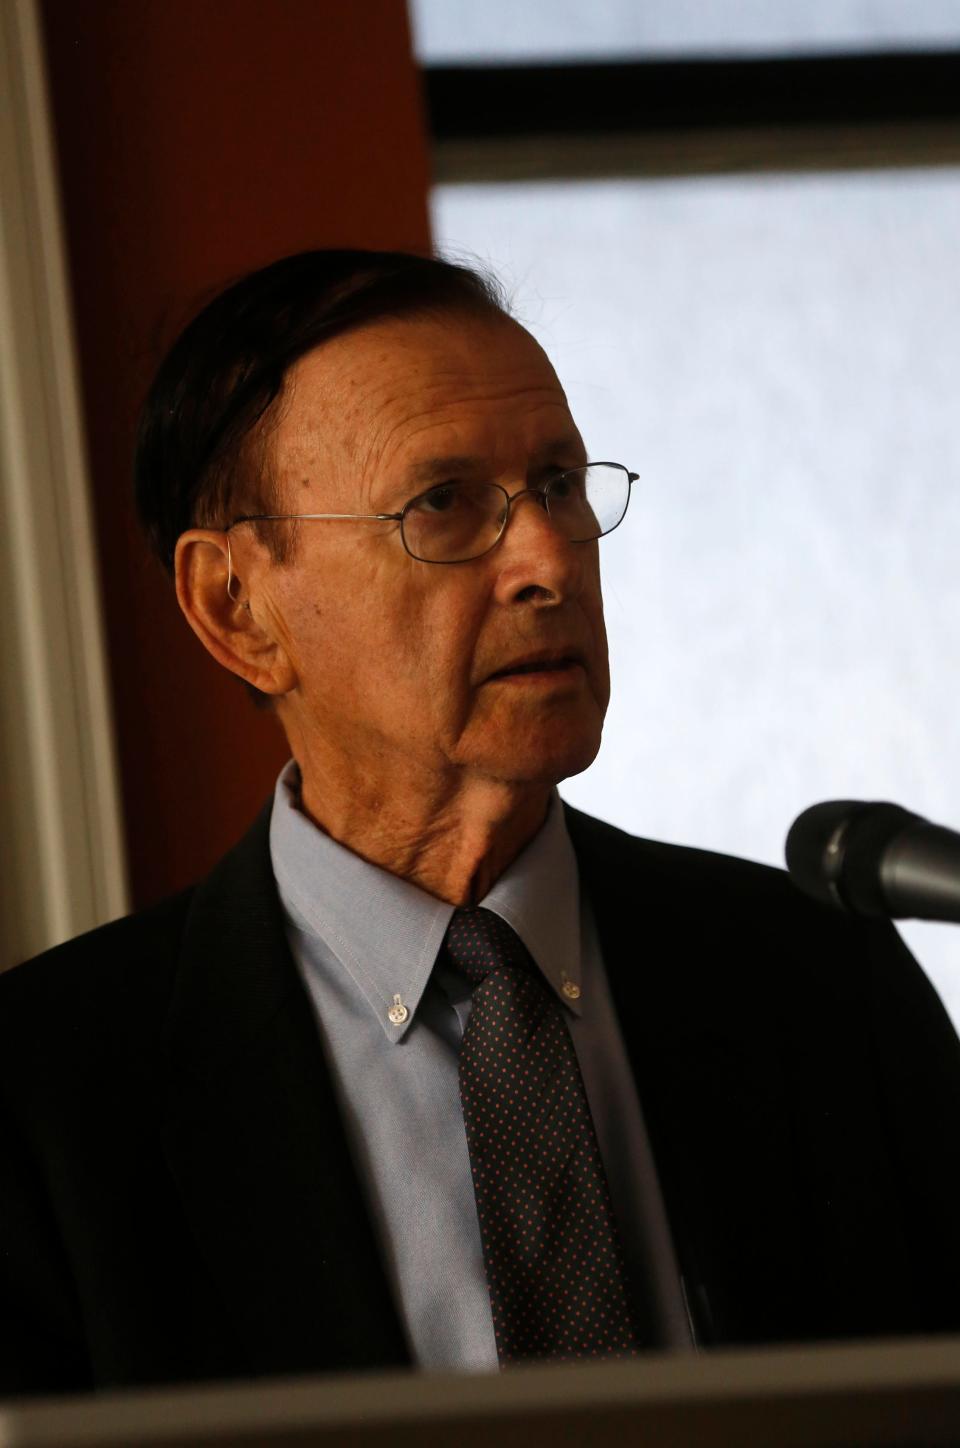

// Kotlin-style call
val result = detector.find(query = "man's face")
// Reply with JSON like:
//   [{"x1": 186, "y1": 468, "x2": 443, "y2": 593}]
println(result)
[{"x1": 251, "y1": 310, "x2": 611, "y2": 796}]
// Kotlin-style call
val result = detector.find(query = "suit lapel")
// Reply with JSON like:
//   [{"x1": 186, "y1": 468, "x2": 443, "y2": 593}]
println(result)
[
  {"x1": 159, "y1": 806, "x2": 409, "y2": 1376},
  {"x1": 565, "y1": 805, "x2": 812, "y2": 1345}
]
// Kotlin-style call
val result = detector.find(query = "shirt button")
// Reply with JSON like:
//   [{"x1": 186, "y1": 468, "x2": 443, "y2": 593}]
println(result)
[{"x1": 388, "y1": 994, "x2": 409, "y2": 1025}]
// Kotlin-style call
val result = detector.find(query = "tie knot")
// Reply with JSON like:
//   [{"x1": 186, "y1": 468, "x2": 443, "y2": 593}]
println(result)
[{"x1": 443, "y1": 907, "x2": 536, "y2": 986}]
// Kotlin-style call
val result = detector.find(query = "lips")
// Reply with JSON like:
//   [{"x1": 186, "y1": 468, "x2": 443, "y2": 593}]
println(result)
[{"x1": 487, "y1": 650, "x2": 585, "y2": 681}]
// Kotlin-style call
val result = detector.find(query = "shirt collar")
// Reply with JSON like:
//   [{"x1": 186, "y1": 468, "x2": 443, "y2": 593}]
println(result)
[
  {"x1": 478, "y1": 794, "x2": 582, "y2": 1017},
  {"x1": 269, "y1": 762, "x2": 582, "y2": 1042}
]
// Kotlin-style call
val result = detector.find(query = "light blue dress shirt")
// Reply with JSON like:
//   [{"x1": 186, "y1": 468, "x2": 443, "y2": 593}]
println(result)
[{"x1": 269, "y1": 761, "x2": 694, "y2": 1368}]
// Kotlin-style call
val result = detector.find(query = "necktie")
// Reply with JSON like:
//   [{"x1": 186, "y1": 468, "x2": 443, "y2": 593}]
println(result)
[{"x1": 443, "y1": 906, "x2": 647, "y2": 1363}]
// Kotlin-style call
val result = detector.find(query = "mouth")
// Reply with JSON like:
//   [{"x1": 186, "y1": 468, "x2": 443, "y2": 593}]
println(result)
[{"x1": 487, "y1": 651, "x2": 586, "y2": 682}]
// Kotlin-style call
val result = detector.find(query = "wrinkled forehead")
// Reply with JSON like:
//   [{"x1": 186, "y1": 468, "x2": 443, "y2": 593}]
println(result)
[{"x1": 269, "y1": 311, "x2": 583, "y2": 503}]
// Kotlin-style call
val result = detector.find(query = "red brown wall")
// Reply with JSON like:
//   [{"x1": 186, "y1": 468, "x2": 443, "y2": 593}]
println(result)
[{"x1": 40, "y1": 0, "x2": 432, "y2": 908}]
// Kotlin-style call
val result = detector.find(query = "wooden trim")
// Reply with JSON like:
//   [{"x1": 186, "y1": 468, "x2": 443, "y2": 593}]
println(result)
[
  {"x1": 432, "y1": 120, "x2": 960, "y2": 184},
  {"x1": 4, "y1": 1335, "x2": 960, "y2": 1445}
]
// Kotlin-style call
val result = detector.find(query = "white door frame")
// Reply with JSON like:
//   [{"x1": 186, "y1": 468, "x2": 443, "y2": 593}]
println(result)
[{"x1": 0, "y1": 0, "x2": 129, "y2": 968}]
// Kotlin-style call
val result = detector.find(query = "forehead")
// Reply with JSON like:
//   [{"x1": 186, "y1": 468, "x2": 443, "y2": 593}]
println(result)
[{"x1": 272, "y1": 312, "x2": 582, "y2": 491}]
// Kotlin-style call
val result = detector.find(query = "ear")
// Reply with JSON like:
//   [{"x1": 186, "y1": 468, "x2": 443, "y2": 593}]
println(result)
[{"x1": 174, "y1": 530, "x2": 296, "y2": 697}]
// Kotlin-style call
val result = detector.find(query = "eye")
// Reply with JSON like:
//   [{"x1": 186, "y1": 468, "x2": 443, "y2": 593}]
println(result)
[
  {"x1": 414, "y1": 483, "x2": 464, "y2": 515},
  {"x1": 547, "y1": 469, "x2": 586, "y2": 500}
]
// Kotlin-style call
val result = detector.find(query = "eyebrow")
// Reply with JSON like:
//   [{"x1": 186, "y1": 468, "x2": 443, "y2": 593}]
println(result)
[
  {"x1": 405, "y1": 456, "x2": 484, "y2": 487},
  {"x1": 404, "y1": 442, "x2": 587, "y2": 490}
]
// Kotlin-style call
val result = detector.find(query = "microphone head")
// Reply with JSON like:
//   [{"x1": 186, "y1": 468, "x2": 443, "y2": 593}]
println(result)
[
  {"x1": 785, "y1": 799, "x2": 924, "y2": 914},
  {"x1": 785, "y1": 800, "x2": 865, "y2": 908}
]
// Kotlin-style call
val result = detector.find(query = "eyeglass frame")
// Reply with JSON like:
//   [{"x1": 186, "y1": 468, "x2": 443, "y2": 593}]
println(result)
[{"x1": 222, "y1": 462, "x2": 637, "y2": 590}]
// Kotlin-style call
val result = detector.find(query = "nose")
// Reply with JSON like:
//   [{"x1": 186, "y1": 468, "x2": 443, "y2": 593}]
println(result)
[
  {"x1": 499, "y1": 485, "x2": 552, "y2": 530},
  {"x1": 491, "y1": 486, "x2": 589, "y2": 608}
]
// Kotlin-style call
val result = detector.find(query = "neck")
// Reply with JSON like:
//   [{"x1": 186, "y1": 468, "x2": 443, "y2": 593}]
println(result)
[{"x1": 294, "y1": 760, "x2": 551, "y2": 905}]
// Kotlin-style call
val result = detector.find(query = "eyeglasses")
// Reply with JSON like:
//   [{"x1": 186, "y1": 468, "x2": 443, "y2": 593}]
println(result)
[{"x1": 225, "y1": 461, "x2": 637, "y2": 565}]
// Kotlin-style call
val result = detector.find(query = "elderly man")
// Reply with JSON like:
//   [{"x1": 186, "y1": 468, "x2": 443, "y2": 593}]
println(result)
[{"x1": 3, "y1": 249, "x2": 960, "y2": 1398}]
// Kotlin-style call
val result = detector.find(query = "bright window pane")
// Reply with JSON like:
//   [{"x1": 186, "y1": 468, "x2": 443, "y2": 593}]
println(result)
[{"x1": 411, "y1": 0, "x2": 960, "y2": 63}]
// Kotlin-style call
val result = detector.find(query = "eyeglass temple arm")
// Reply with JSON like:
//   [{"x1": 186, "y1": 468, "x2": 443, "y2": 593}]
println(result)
[{"x1": 227, "y1": 511, "x2": 402, "y2": 526}]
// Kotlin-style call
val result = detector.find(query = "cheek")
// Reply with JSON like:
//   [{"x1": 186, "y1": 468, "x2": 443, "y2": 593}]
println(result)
[
  {"x1": 280, "y1": 549, "x2": 483, "y2": 723},
  {"x1": 393, "y1": 596, "x2": 484, "y2": 724},
  {"x1": 584, "y1": 558, "x2": 611, "y2": 699},
  {"x1": 270, "y1": 548, "x2": 387, "y2": 693},
  {"x1": 592, "y1": 606, "x2": 611, "y2": 706}
]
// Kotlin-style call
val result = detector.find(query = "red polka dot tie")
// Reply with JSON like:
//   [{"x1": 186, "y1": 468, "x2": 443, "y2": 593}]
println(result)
[{"x1": 444, "y1": 906, "x2": 647, "y2": 1364}]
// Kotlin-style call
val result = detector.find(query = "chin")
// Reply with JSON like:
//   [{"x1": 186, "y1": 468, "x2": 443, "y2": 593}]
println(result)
[
  {"x1": 486, "y1": 724, "x2": 604, "y2": 789},
  {"x1": 460, "y1": 689, "x2": 606, "y2": 789}
]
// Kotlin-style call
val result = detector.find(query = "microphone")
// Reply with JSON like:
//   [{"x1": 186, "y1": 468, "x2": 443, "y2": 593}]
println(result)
[{"x1": 785, "y1": 800, "x2": 960, "y2": 923}]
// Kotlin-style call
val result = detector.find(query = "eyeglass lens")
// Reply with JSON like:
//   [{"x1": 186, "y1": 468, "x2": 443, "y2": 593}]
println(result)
[{"x1": 401, "y1": 463, "x2": 631, "y2": 563}]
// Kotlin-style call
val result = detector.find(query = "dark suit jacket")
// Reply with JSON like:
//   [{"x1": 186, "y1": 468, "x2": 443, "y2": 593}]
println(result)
[{"x1": 3, "y1": 805, "x2": 960, "y2": 1399}]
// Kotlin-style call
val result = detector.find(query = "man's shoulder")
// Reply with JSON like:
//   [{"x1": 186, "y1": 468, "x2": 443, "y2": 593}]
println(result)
[
  {"x1": 564, "y1": 802, "x2": 793, "y2": 905},
  {"x1": 1, "y1": 799, "x2": 277, "y2": 1023},
  {"x1": 0, "y1": 888, "x2": 197, "y2": 1021},
  {"x1": 563, "y1": 803, "x2": 951, "y2": 1032},
  {"x1": 562, "y1": 802, "x2": 928, "y2": 993}
]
